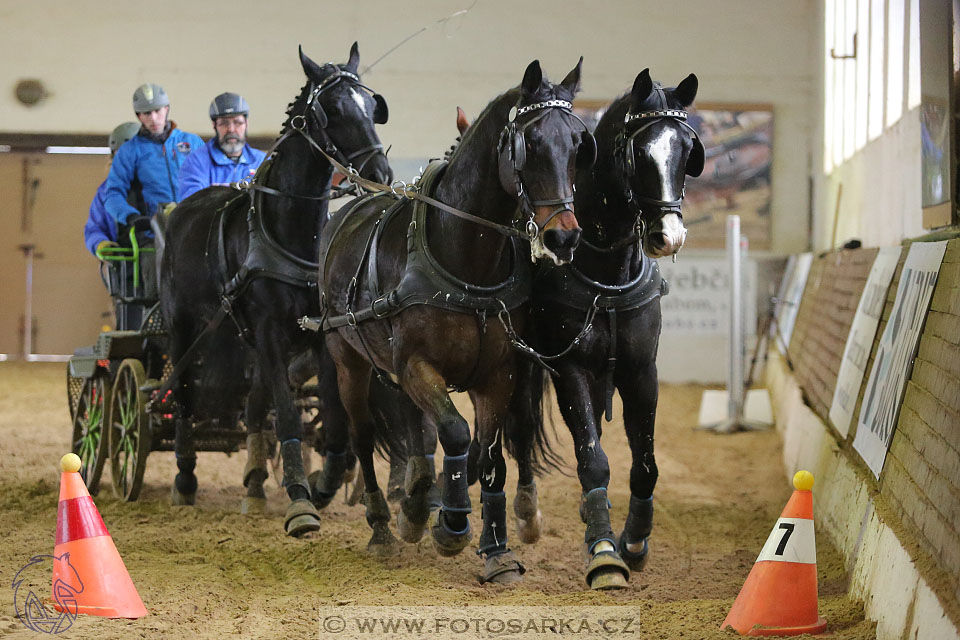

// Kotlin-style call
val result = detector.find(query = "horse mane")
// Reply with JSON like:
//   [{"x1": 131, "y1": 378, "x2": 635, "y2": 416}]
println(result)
[
  {"x1": 277, "y1": 80, "x2": 314, "y2": 139},
  {"x1": 445, "y1": 74, "x2": 577, "y2": 164}
]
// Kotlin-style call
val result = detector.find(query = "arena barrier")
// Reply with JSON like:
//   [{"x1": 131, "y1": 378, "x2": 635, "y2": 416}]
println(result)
[{"x1": 765, "y1": 234, "x2": 960, "y2": 640}]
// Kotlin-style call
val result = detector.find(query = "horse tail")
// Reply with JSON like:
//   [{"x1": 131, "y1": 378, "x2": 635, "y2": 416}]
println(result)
[
  {"x1": 367, "y1": 376, "x2": 411, "y2": 463},
  {"x1": 504, "y1": 362, "x2": 567, "y2": 477}
]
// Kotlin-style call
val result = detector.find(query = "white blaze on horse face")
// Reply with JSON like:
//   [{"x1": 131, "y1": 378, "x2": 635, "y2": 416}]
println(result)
[
  {"x1": 659, "y1": 213, "x2": 687, "y2": 254},
  {"x1": 349, "y1": 88, "x2": 368, "y2": 117},
  {"x1": 645, "y1": 127, "x2": 679, "y2": 202}
]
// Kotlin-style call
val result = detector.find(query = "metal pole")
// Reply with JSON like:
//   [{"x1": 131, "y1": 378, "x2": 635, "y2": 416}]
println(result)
[
  {"x1": 727, "y1": 216, "x2": 743, "y2": 422},
  {"x1": 20, "y1": 244, "x2": 35, "y2": 359}
]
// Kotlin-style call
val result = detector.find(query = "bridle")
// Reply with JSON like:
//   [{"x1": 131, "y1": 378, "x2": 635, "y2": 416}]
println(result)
[
  {"x1": 498, "y1": 99, "x2": 596, "y2": 240},
  {"x1": 293, "y1": 65, "x2": 388, "y2": 177},
  {"x1": 234, "y1": 65, "x2": 389, "y2": 203},
  {"x1": 581, "y1": 97, "x2": 702, "y2": 253}
]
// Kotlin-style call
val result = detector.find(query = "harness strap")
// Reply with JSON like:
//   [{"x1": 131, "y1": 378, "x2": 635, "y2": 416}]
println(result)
[{"x1": 604, "y1": 308, "x2": 617, "y2": 422}]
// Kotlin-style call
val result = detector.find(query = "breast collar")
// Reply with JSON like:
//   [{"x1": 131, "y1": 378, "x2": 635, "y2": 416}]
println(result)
[{"x1": 319, "y1": 161, "x2": 532, "y2": 332}]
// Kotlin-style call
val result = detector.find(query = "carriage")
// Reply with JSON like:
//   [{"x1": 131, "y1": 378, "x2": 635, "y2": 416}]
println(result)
[{"x1": 65, "y1": 220, "x2": 318, "y2": 501}]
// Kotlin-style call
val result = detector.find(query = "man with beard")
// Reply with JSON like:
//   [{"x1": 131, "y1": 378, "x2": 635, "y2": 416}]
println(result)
[
  {"x1": 177, "y1": 92, "x2": 266, "y2": 200},
  {"x1": 104, "y1": 82, "x2": 203, "y2": 226}
]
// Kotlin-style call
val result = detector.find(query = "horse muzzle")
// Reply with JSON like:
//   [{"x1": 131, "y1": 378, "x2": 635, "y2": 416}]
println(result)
[
  {"x1": 532, "y1": 207, "x2": 581, "y2": 265},
  {"x1": 643, "y1": 212, "x2": 686, "y2": 258}
]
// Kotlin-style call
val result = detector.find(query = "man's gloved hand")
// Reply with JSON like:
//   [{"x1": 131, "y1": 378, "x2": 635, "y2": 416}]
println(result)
[
  {"x1": 161, "y1": 202, "x2": 176, "y2": 217},
  {"x1": 96, "y1": 240, "x2": 118, "y2": 256}
]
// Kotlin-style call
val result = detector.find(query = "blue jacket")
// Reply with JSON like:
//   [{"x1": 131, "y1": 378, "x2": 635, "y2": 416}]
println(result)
[
  {"x1": 178, "y1": 138, "x2": 267, "y2": 200},
  {"x1": 104, "y1": 127, "x2": 204, "y2": 225},
  {"x1": 84, "y1": 180, "x2": 115, "y2": 256}
]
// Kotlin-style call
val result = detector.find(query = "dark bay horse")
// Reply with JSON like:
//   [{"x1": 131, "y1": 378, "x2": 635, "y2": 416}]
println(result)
[
  {"x1": 159, "y1": 44, "x2": 392, "y2": 537},
  {"x1": 506, "y1": 69, "x2": 703, "y2": 589},
  {"x1": 317, "y1": 59, "x2": 593, "y2": 583}
]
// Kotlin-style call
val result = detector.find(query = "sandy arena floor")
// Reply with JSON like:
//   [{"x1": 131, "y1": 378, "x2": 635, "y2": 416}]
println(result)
[{"x1": 0, "y1": 362, "x2": 874, "y2": 639}]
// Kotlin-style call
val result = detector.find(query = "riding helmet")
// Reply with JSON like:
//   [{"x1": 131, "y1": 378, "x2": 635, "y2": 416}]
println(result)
[
  {"x1": 132, "y1": 83, "x2": 170, "y2": 113},
  {"x1": 108, "y1": 122, "x2": 142, "y2": 153},
  {"x1": 209, "y1": 92, "x2": 249, "y2": 120}
]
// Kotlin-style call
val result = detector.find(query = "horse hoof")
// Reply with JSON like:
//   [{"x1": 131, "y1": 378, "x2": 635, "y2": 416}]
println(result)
[
  {"x1": 241, "y1": 496, "x2": 266, "y2": 515},
  {"x1": 586, "y1": 550, "x2": 630, "y2": 591},
  {"x1": 284, "y1": 499, "x2": 321, "y2": 538},
  {"x1": 367, "y1": 523, "x2": 400, "y2": 557},
  {"x1": 480, "y1": 551, "x2": 526, "y2": 585},
  {"x1": 387, "y1": 485, "x2": 405, "y2": 504},
  {"x1": 515, "y1": 509, "x2": 543, "y2": 544},
  {"x1": 430, "y1": 510, "x2": 472, "y2": 558},
  {"x1": 397, "y1": 507, "x2": 428, "y2": 544},
  {"x1": 618, "y1": 532, "x2": 650, "y2": 572},
  {"x1": 171, "y1": 485, "x2": 196, "y2": 506},
  {"x1": 308, "y1": 470, "x2": 336, "y2": 511},
  {"x1": 345, "y1": 472, "x2": 365, "y2": 506}
]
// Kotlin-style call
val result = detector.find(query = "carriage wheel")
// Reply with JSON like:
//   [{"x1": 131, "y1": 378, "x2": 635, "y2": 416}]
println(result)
[
  {"x1": 70, "y1": 371, "x2": 111, "y2": 495},
  {"x1": 108, "y1": 359, "x2": 151, "y2": 501}
]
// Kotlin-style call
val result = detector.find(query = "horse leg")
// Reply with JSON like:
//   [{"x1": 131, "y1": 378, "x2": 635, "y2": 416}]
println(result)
[
  {"x1": 400, "y1": 358, "x2": 472, "y2": 557},
  {"x1": 257, "y1": 334, "x2": 320, "y2": 538},
  {"x1": 326, "y1": 333, "x2": 397, "y2": 556},
  {"x1": 394, "y1": 394, "x2": 436, "y2": 544},
  {"x1": 309, "y1": 346, "x2": 353, "y2": 510},
  {"x1": 510, "y1": 359, "x2": 544, "y2": 544},
  {"x1": 555, "y1": 366, "x2": 630, "y2": 590},
  {"x1": 474, "y1": 375, "x2": 525, "y2": 585},
  {"x1": 171, "y1": 415, "x2": 197, "y2": 505},
  {"x1": 241, "y1": 370, "x2": 270, "y2": 514},
  {"x1": 617, "y1": 359, "x2": 659, "y2": 572}
]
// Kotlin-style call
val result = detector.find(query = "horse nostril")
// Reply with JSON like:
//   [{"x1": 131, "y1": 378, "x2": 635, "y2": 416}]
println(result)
[
  {"x1": 543, "y1": 228, "x2": 582, "y2": 251},
  {"x1": 648, "y1": 232, "x2": 666, "y2": 249}
]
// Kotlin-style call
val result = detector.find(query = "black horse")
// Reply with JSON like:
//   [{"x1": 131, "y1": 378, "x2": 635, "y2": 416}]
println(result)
[
  {"x1": 505, "y1": 69, "x2": 702, "y2": 589},
  {"x1": 316, "y1": 59, "x2": 593, "y2": 583},
  {"x1": 159, "y1": 44, "x2": 392, "y2": 537}
]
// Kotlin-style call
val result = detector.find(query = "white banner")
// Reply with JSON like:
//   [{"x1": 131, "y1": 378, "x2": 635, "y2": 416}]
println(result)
[
  {"x1": 775, "y1": 253, "x2": 813, "y2": 354},
  {"x1": 659, "y1": 257, "x2": 757, "y2": 335},
  {"x1": 853, "y1": 241, "x2": 948, "y2": 478},
  {"x1": 756, "y1": 517, "x2": 817, "y2": 564},
  {"x1": 828, "y1": 247, "x2": 902, "y2": 437}
]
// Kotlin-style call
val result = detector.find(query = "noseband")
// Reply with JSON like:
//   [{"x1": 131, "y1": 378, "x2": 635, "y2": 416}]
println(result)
[{"x1": 498, "y1": 99, "x2": 593, "y2": 240}]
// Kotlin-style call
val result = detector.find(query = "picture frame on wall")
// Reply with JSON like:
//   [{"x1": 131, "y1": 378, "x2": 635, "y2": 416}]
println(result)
[{"x1": 573, "y1": 100, "x2": 774, "y2": 250}]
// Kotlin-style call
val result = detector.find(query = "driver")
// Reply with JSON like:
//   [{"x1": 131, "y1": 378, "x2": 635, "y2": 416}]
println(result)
[
  {"x1": 103, "y1": 82, "x2": 203, "y2": 227},
  {"x1": 178, "y1": 92, "x2": 266, "y2": 200}
]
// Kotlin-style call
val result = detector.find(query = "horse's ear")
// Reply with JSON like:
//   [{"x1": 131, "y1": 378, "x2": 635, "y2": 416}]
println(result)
[
  {"x1": 347, "y1": 41, "x2": 360, "y2": 72},
  {"x1": 630, "y1": 68, "x2": 653, "y2": 111},
  {"x1": 456, "y1": 106, "x2": 470, "y2": 135},
  {"x1": 560, "y1": 56, "x2": 583, "y2": 96},
  {"x1": 674, "y1": 73, "x2": 698, "y2": 107},
  {"x1": 521, "y1": 60, "x2": 543, "y2": 97},
  {"x1": 299, "y1": 46, "x2": 324, "y2": 80}
]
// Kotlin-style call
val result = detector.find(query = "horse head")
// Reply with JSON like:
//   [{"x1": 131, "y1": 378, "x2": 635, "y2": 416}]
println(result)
[
  {"x1": 617, "y1": 69, "x2": 702, "y2": 259},
  {"x1": 298, "y1": 42, "x2": 393, "y2": 185},
  {"x1": 497, "y1": 58, "x2": 593, "y2": 265}
]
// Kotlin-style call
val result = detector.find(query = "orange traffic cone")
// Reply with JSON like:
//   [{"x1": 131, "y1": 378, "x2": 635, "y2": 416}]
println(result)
[
  {"x1": 721, "y1": 470, "x2": 827, "y2": 636},
  {"x1": 52, "y1": 453, "x2": 148, "y2": 619}
]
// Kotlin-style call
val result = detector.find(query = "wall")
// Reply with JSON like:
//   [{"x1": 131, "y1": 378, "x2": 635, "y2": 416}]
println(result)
[
  {"x1": 771, "y1": 239, "x2": 960, "y2": 637},
  {"x1": 0, "y1": 0, "x2": 817, "y2": 254},
  {"x1": 0, "y1": 1, "x2": 819, "y2": 377}
]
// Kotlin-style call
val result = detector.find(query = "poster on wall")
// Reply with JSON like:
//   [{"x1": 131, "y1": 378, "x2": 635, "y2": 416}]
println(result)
[
  {"x1": 572, "y1": 101, "x2": 774, "y2": 250},
  {"x1": 828, "y1": 246, "x2": 903, "y2": 437},
  {"x1": 775, "y1": 253, "x2": 813, "y2": 355},
  {"x1": 853, "y1": 241, "x2": 948, "y2": 478},
  {"x1": 659, "y1": 257, "x2": 757, "y2": 335}
]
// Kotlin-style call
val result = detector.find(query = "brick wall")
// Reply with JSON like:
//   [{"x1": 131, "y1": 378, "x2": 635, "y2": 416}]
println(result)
[
  {"x1": 788, "y1": 248, "x2": 878, "y2": 419},
  {"x1": 784, "y1": 238, "x2": 960, "y2": 606}
]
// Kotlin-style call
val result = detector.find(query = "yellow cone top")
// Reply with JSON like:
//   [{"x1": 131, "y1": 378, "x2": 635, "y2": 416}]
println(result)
[
  {"x1": 793, "y1": 469, "x2": 814, "y2": 491},
  {"x1": 61, "y1": 453, "x2": 82, "y2": 473}
]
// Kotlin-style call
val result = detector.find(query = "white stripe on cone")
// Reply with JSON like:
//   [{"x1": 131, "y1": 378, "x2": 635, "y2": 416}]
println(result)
[{"x1": 755, "y1": 518, "x2": 816, "y2": 564}]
